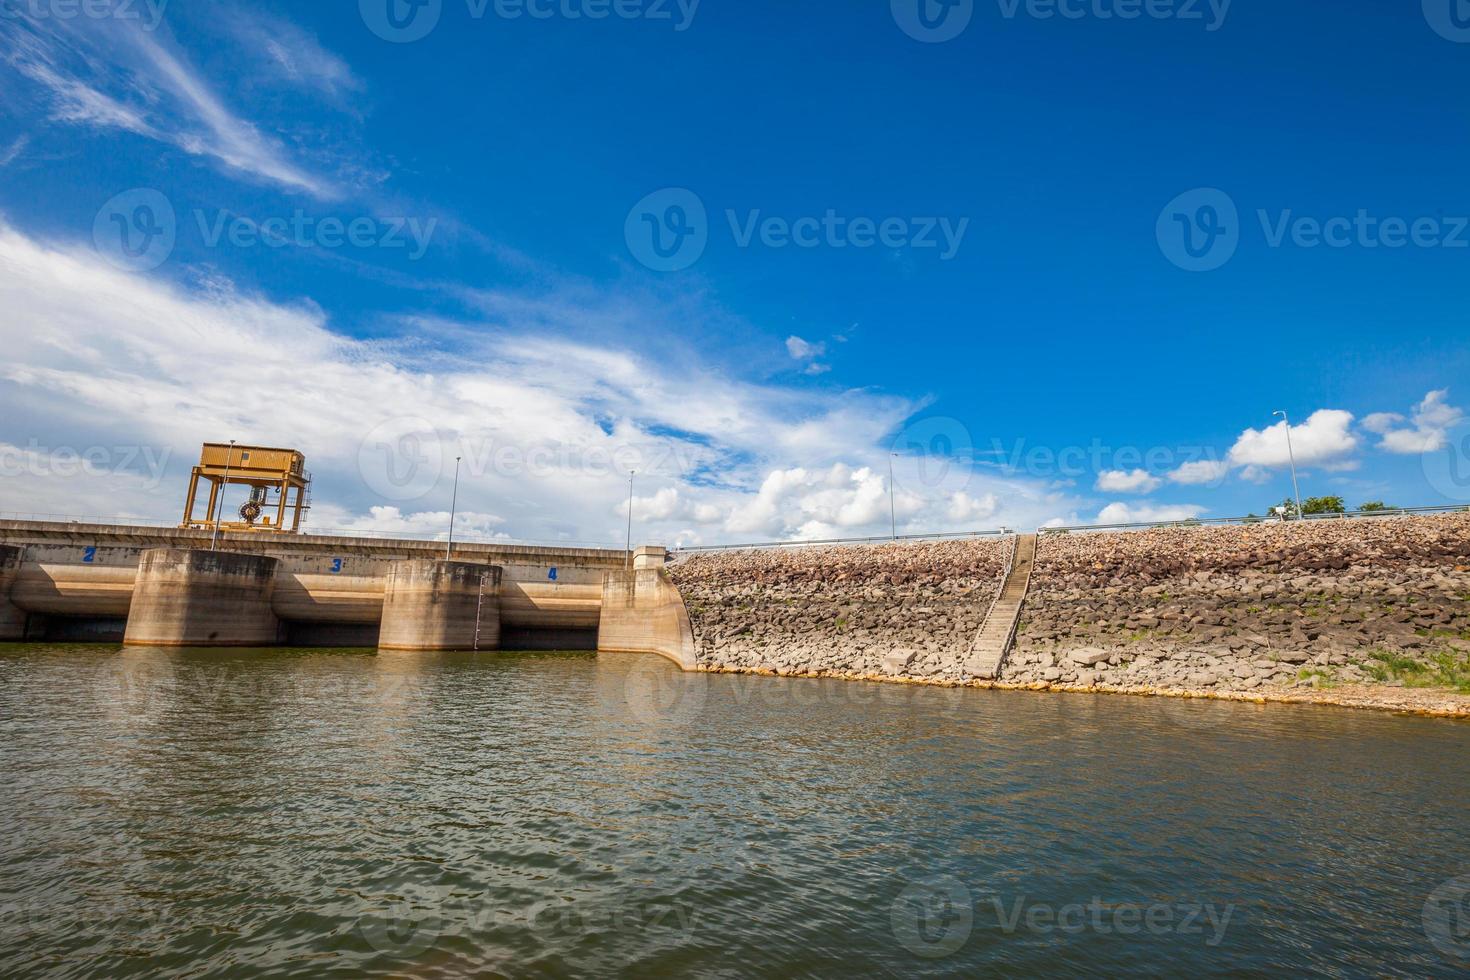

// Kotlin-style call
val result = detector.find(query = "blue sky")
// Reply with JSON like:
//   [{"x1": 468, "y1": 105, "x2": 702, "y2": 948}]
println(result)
[{"x1": 0, "y1": 0, "x2": 1467, "y2": 545}]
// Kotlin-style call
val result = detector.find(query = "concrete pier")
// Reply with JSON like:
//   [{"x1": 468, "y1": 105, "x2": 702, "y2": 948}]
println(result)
[
  {"x1": 123, "y1": 549, "x2": 281, "y2": 647},
  {"x1": 0, "y1": 546, "x2": 24, "y2": 641},
  {"x1": 378, "y1": 560, "x2": 501, "y2": 651},
  {"x1": 598, "y1": 547, "x2": 699, "y2": 669}
]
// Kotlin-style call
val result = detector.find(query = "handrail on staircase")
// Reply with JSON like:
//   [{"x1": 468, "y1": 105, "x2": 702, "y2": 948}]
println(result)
[{"x1": 969, "y1": 532, "x2": 1019, "y2": 658}]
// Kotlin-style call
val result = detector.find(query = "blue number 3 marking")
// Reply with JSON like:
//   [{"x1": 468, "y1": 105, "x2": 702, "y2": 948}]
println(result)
[{"x1": 330, "y1": 558, "x2": 343, "y2": 574}]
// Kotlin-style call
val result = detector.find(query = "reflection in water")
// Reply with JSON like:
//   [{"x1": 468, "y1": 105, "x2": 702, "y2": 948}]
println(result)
[{"x1": 1, "y1": 643, "x2": 1468, "y2": 977}]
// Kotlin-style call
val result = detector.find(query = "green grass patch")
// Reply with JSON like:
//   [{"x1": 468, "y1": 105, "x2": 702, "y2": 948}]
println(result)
[
  {"x1": 1362, "y1": 649, "x2": 1470, "y2": 693},
  {"x1": 1297, "y1": 667, "x2": 1338, "y2": 688},
  {"x1": 1413, "y1": 628, "x2": 1470, "y2": 641}
]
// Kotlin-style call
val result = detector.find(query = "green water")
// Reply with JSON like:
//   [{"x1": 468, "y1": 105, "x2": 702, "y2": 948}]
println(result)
[{"x1": 1, "y1": 644, "x2": 1468, "y2": 977}]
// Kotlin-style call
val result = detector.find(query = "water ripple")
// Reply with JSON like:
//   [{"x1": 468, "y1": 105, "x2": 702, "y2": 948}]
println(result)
[{"x1": 2, "y1": 644, "x2": 1468, "y2": 977}]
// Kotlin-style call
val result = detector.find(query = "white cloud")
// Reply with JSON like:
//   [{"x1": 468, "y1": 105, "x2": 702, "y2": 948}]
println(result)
[
  {"x1": 1369, "y1": 390, "x2": 1463, "y2": 454},
  {"x1": 1361, "y1": 412, "x2": 1403, "y2": 435},
  {"x1": 724, "y1": 464, "x2": 913, "y2": 537},
  {"x1": 1095, "y1": 468, "x2": 1162, "y2": 494},
  {"x1": 0, "y1": 222, "x2": 1078, "y2": 545},
  {"x1": 946, "y1": 491, "x2": 998, "y2": 523},
  {"x1": 322, "y1": 504, "x2": 507, "y2": 542},
  {"x1": 1167, "y1": 459, "x2": 1229, "y2": 486},
  {"x1": 621, "y1": 487, "x2": 722, "y2": 525},
  {"x1": 785, "y1": 335, "x2": 825, "y2": 360},
  {"x1": 1096, "y1": 502, "x2": 1206, "y2": 525},
  {"x1": 1227, "y1": 409, "x2": 1358, "y2": 470}
]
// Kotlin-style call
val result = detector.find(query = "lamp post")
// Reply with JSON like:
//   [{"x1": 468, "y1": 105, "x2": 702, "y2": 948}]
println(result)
[
  {"x1": 888, "y1": 454, "x2": 898, "y2": 540},
  {"x1": 210, "y1": 438, "x2": 235, "y2": 552},
  {"x1": 445, "y1": 455, "x2": 462, "y2": 559},
  {"x1": 1273, "y1": 410, "x2": 1303, "y2": 519},
  {"x1": 625, "y1": 471, "x2": 636, "y2": 570}
]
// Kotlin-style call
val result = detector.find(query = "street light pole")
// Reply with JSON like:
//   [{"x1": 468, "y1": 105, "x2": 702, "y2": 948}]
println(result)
[
  {"x1": 626, "y1": 471, "x2": 636, "y2": 570},
  {"x1": 211, "y1": 438, "x2": 235, "y2": 552},
  {"x1": 445, "y1": 455, "x2": 462, "y2": 559},
  {"x1": 1274, "y1": 410, "x2": 1304, "y2": 519},
  {"x1": 888, "y1": 453, "x2": 898, "y2": 540}
]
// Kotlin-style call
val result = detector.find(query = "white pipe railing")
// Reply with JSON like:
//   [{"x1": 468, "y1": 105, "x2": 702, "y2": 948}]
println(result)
[{"x1": 1039, "y1": 504, "x2": 1467, "y2": 535}]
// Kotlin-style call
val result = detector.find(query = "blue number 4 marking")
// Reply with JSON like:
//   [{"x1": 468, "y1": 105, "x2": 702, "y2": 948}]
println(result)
[
  {"x1": 83, "y1": 546, "x2": 97, "y2": 563},
  {"x1": 330, "y1": 558, "x2": 343, "y2": 574},
  {"x1": 548, "y1": 567, "x2": 558, "y2": 582}
]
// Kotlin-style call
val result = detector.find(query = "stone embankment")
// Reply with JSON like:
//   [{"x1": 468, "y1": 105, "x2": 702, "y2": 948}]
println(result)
[
  {"x1": 670, "y1": 514, "x2": 1470, "y2": 717},
  {"x1": 671, "y1": 539, "x2": 1008, "y2": 680},
  {"x1": 1010, "y1": 516, "x2": 1470, "y2": 693}
]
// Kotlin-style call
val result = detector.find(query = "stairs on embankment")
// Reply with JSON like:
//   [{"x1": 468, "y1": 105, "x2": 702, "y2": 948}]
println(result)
[{"x1": 965, "y1": 533, "x2": 1036, "y2": 679}]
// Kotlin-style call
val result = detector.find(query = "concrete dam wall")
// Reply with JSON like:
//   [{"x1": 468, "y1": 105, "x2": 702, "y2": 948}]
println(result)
[
  {"x1": 6, "y1": 514, "x2": 1468, "y2": 709},
  {"x1": 670, "y1": 514, "x2": 1470, "y2": 706},
  {"x1": 0, "y1": 521, "x2": 697, "y2": 667}
]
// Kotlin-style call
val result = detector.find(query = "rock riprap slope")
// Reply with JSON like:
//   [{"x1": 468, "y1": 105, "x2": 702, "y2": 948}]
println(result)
[
  {"x1": 1006, "y1": 514, "x2": 1470, "y2": 694},
  {"x1": 670, "y1": 539, "x2": 1009, "y2": 680}
]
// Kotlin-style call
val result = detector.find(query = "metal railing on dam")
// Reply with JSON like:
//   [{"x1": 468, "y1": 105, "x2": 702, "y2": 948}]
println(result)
[
  {"x1": 1039, "y1": 504, "x2": 1469, "y2": 535},
  {"x1": 672, "y1": 528, "x2": 1011, "y2": 554},
  {"x1": 0, "y1": 511, "x2": 626, "y2": 551},
  {"x1": 670, "y1": 504, "x2": 1468, "y2": 553}
]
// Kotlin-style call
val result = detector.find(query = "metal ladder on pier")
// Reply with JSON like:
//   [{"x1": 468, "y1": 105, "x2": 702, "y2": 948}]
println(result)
[{"x1": 965, "y1": 533, "x2": 1037, "y2": 679}]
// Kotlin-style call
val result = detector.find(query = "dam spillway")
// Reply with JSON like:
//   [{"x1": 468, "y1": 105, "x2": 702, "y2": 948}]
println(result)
[{"x1": 0, "y1": 520, "x2": 696, "y2": 668}]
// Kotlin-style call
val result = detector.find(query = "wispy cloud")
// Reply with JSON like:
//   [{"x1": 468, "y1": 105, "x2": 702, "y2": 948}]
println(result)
[
  {"x1": 5, "y1": 13, "x2": 333, "y2": 196},
  {"x1": 221, "y1": 8, "x2": 365, "y2": 102},
  {"x1": 0, "y1": 134, "x2": 30, "y2": 168}
]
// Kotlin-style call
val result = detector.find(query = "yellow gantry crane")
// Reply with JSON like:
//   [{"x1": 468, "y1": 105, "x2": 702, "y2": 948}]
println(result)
[{"x1": 180, "y1": 443, "x2": 311, "y2": 533}]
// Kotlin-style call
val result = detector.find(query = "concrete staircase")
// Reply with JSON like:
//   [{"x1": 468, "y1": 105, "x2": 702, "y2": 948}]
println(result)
[{"x1": 965, "y1": 533, "x2": 1037, "y2": 680}]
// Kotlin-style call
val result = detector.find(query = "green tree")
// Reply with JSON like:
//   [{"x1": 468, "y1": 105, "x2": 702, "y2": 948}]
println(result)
[
  {"x1": 1358, "y1": 501, "x2": 1394, "y2": 512},
  {"x1": 1301, "y1": 496, "x2": 1346, "y2": 515}
]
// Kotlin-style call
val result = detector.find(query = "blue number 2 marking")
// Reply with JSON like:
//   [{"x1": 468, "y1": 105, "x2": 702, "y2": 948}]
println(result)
[
  {"x1": 83, "y1": 546, "x2": 97, "y2": 563},
  {"x1": 548, "y1": 567, "x2": 558, "y2": 582},
  {"x1": 330, "y1": 558, "x2": 343, "y2": 574}
]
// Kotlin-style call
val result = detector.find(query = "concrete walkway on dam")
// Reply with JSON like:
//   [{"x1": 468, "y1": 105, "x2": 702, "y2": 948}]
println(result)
[
  {"x1": 964, "y1": 533, "x2": 1036, "y2": 680},
  {"x1": 0, "y1": 520, "x2": 697, "y2": 669}
]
